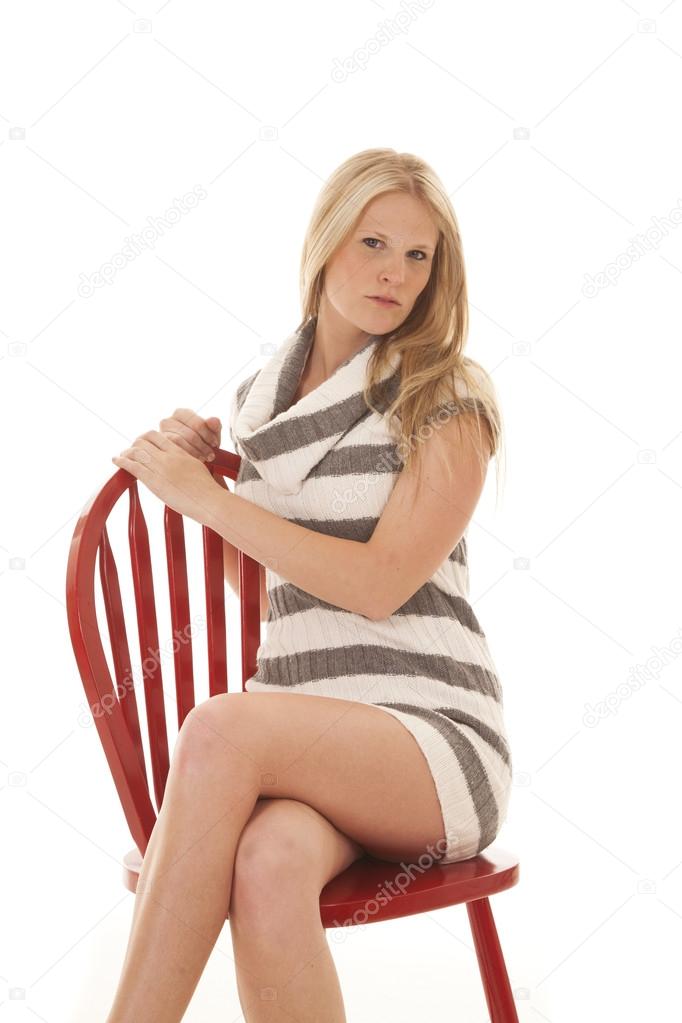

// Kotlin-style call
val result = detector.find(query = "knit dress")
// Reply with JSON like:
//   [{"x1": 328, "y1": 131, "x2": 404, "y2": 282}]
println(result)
[{"x1": 229, "y1": 317, "x2": 513, "y2": 864}]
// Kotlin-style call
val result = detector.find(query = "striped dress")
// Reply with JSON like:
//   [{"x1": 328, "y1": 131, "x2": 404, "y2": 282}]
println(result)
[{"x1": 229, "y1": 317, "x2": 512, "y2": 863}]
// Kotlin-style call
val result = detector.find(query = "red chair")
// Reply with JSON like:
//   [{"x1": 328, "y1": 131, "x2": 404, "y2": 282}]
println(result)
[{"x1": 65, "y1": 448, "x2": 521, "y2": 1022}]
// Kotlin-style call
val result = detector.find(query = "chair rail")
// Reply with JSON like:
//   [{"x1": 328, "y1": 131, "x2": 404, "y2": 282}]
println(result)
[{"x1": 66, "y1": 448, "x2": 261, "y2": 856}]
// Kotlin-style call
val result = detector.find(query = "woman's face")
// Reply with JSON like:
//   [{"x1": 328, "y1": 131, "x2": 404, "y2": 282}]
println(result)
[{"x1": 322, "y1": 190, "x2": 439, "y2": 334}]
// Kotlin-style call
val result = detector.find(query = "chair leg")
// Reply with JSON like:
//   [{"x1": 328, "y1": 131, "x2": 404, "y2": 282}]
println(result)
[{"x1": 466, "y1": 896, "x2": 519, "y2": 1023}]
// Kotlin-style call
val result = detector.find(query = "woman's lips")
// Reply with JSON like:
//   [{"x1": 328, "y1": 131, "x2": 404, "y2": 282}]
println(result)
[{"x1": 368, "y1": 296, "x2": 398, "y2": 307}]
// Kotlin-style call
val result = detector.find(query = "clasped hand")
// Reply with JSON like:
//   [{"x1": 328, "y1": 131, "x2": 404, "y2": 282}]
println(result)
[{"x1": 112, "y1": 410, "x2": 225, "y2": 526}]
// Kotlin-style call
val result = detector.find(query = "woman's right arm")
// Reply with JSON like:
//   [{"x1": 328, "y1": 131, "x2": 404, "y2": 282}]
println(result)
[
  {"x1": 153, "y1": 406, "x2": 269, "y2": 622},
  {"x1": 215, "y1": 473, "x2": 270, "y2": 622}
]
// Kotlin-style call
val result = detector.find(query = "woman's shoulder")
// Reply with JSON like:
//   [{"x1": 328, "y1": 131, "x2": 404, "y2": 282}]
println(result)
[
  {"x1": 427, "y1": 357, "x2": 498, "y2": 419},
  {"x1": 455, "y1": 357, "x2": 497, "y2": 398}
]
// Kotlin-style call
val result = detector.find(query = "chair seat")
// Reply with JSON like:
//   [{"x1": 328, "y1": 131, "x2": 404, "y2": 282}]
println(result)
[
  {"x1": 122, "y1": 845, "x2": 519, "y2": 927},
  {"x1": 319, "y1": 846, "x2": 519, "y2": 927}
]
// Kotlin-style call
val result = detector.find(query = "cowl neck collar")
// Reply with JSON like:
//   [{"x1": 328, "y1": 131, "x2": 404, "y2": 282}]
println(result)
[{"x1": 233, "y1": 316, "x2": 402, "y2": 495}]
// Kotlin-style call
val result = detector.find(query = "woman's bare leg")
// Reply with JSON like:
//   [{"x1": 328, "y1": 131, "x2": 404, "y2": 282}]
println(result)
[
  {"x1": 106, "y1": 710, "x2": 262, "y2": 1022},
  {"x1": 105, "y1": 689, "x2": 448, "y2": 1021},
  {"x1": 231, "y1": 894, "x2": 347, "y2": 1022},
  {"x1": 229, "y1": 798, "x2": 365, "y2": 1022}
]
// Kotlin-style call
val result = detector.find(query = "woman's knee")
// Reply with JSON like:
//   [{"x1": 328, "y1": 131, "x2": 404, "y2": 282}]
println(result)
[
  {"x1": 230, "y1": 800, "x2": 342, "y2": 920},
  {"x1": 173, "y1": 694, "x2": 239, "y2": 772}
]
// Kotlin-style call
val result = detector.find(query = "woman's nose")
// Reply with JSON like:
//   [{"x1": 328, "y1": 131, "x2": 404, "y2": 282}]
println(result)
[{"x1": 379, "y1": 254, "x2": 406, "y2": 283}]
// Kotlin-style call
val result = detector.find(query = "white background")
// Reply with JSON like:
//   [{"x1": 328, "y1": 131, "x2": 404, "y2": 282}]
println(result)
[{"x1": 2, "y1": 0, "x2": 681, "y2": 1020}]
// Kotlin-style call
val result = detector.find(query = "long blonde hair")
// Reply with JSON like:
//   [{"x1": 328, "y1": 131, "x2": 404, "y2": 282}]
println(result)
[{"x1": 297, "y1": 147, "x2": 506, "y2": 505}]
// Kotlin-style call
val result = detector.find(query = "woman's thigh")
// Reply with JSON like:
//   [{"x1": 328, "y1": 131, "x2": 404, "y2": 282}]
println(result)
[{"x1": 183, "y1": 690, "x2": 448, "y2": 864}]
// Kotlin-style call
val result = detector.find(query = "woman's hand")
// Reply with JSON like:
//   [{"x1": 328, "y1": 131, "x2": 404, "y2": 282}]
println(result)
[
  {"x1": 159, "y1": 408, "x2": 222, "y2": 462},
  {"x1": 111, "y1": 431, "x2": 224, "y2": 525}
]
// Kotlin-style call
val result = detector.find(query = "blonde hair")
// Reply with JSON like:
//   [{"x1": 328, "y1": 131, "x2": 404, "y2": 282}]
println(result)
[{"x1": 297, "y1": 147, "x2": 506, "y2": 506}]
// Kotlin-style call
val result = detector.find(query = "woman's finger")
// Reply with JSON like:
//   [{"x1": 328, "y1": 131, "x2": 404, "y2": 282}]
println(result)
[
  {"x1": 204, "y1": 415, "x2": 222, "y2": 446},
  {"x1": 161, "y1": 416, "x2": 216, "y2": 459},
  {"x1": 160, "y1": 420, "x2": 212, "y2": 459},
  {"x1": 162, "y1": 429, "x2": 206, "y2": 461},
  {"x1": 171, "y1": 408, "x2": 220, "y2": 450}
]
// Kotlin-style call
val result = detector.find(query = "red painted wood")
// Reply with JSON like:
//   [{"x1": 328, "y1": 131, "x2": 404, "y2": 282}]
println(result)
[
  {"x1": 203, "y1": 523, "x2": 228, "y2": 697},
  {"x1": 467, "y1": 895, "x2": 520, "y2": 1022},
  {"x1": 99, "y1": 524, "x2": 147, "y2": 785},
  {"x1": 67, "y1": 474, "x2": 158, "y2": 855},
  {"x1": 238, "y1": 549, "x2": 261, "y2": 690},
  {"x1": 319, "y1": 847, "x2": 519, "y2": 927},
  {"x1": 128, "y1": 482, "x2": 170, "y2": 814},
  {"x1": 164, "y1": 506, "x2": 195, "y2": 728},
  {"x1": 67, "y1": 446, "x2": 521, "y2": 1019}
]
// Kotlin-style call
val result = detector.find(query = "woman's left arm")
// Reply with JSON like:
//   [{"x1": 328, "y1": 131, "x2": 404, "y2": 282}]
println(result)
[
  {"x1": 207, "y1": 487, "x2": 378, "y2": 618},
  {"x1": 112, "y1": 413, "x2": 490, "y2": 621},
  {"x1": 205, "y1": 410, "x2": 491, "y2": 620}
]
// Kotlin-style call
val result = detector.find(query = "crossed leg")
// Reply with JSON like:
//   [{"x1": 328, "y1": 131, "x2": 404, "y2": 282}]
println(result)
[
  {"x1": 105, "y1": 690, "x2": 448, "y2": 1022},
  {"x1": 229, "y1": 796, "x2": 366, "y2": 1022}
]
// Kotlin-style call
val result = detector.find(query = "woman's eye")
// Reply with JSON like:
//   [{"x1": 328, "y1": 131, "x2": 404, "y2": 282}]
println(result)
[{"x1": 362, "y1": 237, "x2": 427, "y2": 261}]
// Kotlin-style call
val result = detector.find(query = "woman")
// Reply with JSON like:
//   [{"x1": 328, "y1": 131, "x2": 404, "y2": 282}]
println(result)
[{"x1": 110, "y1": 148, "x2": 512, "y2": 1023}]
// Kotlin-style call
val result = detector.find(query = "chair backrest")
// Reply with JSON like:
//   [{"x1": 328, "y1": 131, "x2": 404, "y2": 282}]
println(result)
[{"x1": 65, "y1": 449, "x2": 259, "y2": 858}]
